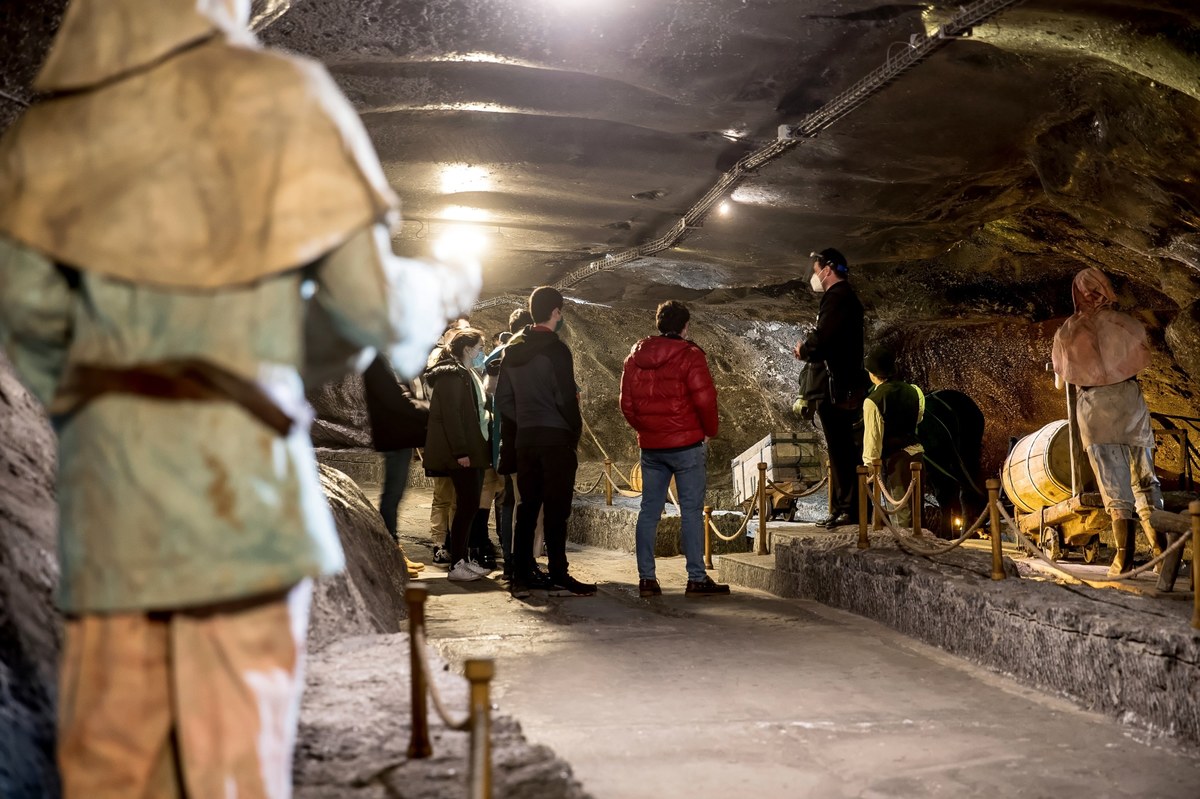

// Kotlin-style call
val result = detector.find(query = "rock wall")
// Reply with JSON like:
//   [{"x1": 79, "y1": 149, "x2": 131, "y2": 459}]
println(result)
[{"x1": 0, "y1": 358, "x2": 60, "y2": 799}]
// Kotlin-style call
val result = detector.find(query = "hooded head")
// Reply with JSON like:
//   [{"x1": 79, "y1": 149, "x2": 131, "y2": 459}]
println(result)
[
  {"x1": 1071, "y1": 267, "x2": 1117, "y2": 315},
  {"x1": 35, "y1": 0, "x2": 252, "y2": 93}
]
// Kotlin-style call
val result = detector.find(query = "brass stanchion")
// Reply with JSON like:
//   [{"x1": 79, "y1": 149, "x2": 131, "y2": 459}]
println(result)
[
  {"x1": 406, "y1": 585, "x2": 432, "y2": 758},
  {"x1": 857, "y1": 465, "x2": 869, "y2": 549},
  {"x1": 756, "y1": 462, "x2": 769, "y2": 555},
  {"x1": 704, "y1": 505, "x2": 714, "y2": 569},
  {"x1": 987, "y1": 479, "x2": 1005, "y2": 581},
  {"x1": 1191, "y1": 500, "x2": 1200, "y2": 630},
  {"x1": 464, "y1": 659, "x2": 495, "y2": 799},
  {"x1": 604, "y1": 458, "x2": 613, "y2": 506},
  {"x1": 910, "y1": 461, "x2": 923, "y2": 537},
  {"x1": 871, "y1": 458, "x2": 883, "y2": 531}
]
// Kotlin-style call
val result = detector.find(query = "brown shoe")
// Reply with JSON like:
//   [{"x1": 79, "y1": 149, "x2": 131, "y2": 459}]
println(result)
[
  {"x1": 685, "y1": 576, "x2": 731, "y2": 596},
  {"x1": 638, "y1": 579, "x2": 662, "y2": 598}
]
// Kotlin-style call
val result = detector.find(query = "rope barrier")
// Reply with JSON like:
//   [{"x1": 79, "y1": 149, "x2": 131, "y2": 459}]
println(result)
[
  {"x1": 870, "y1": 472, "x2": 917, "y2": 512},
  {"x1": 473, "y1": 0, "x2": 1024, "y2": 309},
  {"x1": 573, "y1": 472, "x2": 605, "y2": 494},
  {"x1": 581, "y1": 415, "x2": 678, "y2": 506},
  {"x1": 996, "y1": 504, "x2": 1191, "y2": 588},
  {"x1": 765, "y1": 475, "x2": 829, "y2": 499},
  {"x1": 406, "y1": 586, "x2": 494, "y2": 798}
]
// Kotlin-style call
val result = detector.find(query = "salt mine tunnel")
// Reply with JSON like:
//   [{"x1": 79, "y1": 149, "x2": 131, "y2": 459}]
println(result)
[{"x1": 1, "y1": 1, "x2": 1199, "y2": 797}]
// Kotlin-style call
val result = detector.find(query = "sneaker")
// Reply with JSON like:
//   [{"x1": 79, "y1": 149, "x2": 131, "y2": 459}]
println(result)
[
  {"x1": 432, "y1": 547, "x2": 452, "y2": 565},
  {"x1": 464, "y1": 559, "x2": 491, "y2": 576},
  {"x1": 447, "y1": 560, "x2": 483, "y2": 582},
  {"x1": 547, "y1": 575, "x2": 597, "y2": 597},
  {"x1": 685, "y1": 576, "x2": 730, "y2": 596},
  {"x1": 527, "y1": 568, "x2": 554, "y2": 590},
  {"x1": 509, "y1": 580, "x2": 531, "y2": 599},
  {"x1": 638, "y1": 579, "x2": 662, "y2": 598}
]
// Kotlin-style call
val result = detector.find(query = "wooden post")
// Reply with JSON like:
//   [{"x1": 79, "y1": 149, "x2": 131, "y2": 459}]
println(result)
[
  {"x1": 756, "y1": 462, "x2": 769, "y2": 555},
  {"x1": 465, "y1": 659, "x2": 495, "y2": 799},
  {"x1": 406, "y1": 586, "x2": 432, "y2": 758},
  {"x1": 871, "y1": 458, "x2": 883, "y2": 531},
  {"x1": 857, "y1": 466, "x2": 869, "y2": 549},
  {"x1": 1191, "y1": 500, "x2": 1200, "y2": 630},
  {"x1": 704, "y1": 505, "x2": 714, "y2": 569},
  {"x1": 910, "y1": 461, "x2": 923, "y2": 537},
  {"x1": 603, "y1": 458, "x2": 613, "y2": 505},
  {"x1": 987, "y1": 479, "x2": 1005, "y2": 581}
]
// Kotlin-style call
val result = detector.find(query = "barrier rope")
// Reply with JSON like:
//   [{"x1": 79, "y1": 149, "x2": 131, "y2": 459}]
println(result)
[
  {"x1": 870, "y1": 472, "x2": 917, "y2": 512},
  {"x1": 707, "y1": 502, "x2": 760, "y2": 542},
  {"x1": 412, "y1": 626, "x2": 470, "y2": 731},
  {"x1": 574, "y1": 472, "x2": 605, "y2": 494},
  {"x1": 581, "y1": 414, "x2": 679, "y2": 506},
  {"x1": 996, "y1": 504, "x2": 1191, "y2": 588},
  {"x1": 765, "y1": 475, "x2": 829, "y2": 499}
]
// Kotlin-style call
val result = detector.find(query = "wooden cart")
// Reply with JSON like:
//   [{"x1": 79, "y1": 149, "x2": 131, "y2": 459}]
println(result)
[{"x1": 730, "y1": 432, "x2": 825, "y2": 520}]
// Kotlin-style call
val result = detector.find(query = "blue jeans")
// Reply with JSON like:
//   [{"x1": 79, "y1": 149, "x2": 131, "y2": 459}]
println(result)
[
  {"x1": 635, "y1": 443, "x2": 707, "y2": 582},
  {"x1": 379, "y1": 449, "x2": 413, "y2": 541}
]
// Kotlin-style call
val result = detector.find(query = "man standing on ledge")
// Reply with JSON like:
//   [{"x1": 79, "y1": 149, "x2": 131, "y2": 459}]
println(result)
[
  {"x1": 793, "y1": 248, "x2": 867, "y2": 528},
  {"x1": 496, "y1": 287, "x2": 596, "y2": 598},
  {"x1": 621, "y1": 300, "x2": 729, "y2": 597}
]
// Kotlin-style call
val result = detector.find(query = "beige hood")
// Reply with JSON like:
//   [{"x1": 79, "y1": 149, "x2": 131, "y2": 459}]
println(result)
[
  {"x1": 1052, "y1": 268, "x2": 1151, "y2": 387},
  {"x1": 0, "y1": 5, "x2": 396, "y2": 290},
  {"x1": 35, "y1": 0, "x2": 253, "y2": 93}
]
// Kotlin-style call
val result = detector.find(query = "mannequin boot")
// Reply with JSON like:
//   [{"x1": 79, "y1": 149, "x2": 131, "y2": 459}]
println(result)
[
  {"x1": 1140, "y1": 519, "x2": 1168, "y2": 574},
  {"x1": 1107, "y1": 517, "x2": 1136, "y2": 578}
]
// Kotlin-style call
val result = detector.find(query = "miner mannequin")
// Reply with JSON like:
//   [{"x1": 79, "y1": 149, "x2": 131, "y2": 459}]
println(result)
[
  {"x1": 0, "y1": 1, "x2": 478, "y2": 796},
  {"x1": 1051, "y1": 268, "x2": 1163, "y2": 578}
]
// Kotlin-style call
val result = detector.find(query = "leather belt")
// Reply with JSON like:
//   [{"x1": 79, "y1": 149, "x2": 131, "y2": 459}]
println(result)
[{"x1": 52, "y1": 359, "x2": 294, "y2": 436}]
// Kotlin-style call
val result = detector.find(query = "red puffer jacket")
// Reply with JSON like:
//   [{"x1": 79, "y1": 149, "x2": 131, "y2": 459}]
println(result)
[{"x1": 620, "y1": 334, "x2": 719, "y2": 449}]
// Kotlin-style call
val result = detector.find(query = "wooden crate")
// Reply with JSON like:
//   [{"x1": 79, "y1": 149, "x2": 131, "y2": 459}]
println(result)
[{"x1": 730, "y1": 432, "x2": 823, "y2": 505}]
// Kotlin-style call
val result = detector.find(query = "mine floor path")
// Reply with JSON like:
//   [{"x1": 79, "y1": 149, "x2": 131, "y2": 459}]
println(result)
[{"x1": 392, "y1": 487, "x2": 1199, "y2": 798}]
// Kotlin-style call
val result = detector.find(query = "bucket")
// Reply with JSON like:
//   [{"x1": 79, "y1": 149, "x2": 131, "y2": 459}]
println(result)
[{"x1": 1001, "y1": 420, "x2": 1075, "y2": 513}]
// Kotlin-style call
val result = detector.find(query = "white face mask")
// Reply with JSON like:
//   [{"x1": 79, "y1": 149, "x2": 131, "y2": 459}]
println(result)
[{"x1": 810, "y1": 270, "x2": 826, "y2": 293}]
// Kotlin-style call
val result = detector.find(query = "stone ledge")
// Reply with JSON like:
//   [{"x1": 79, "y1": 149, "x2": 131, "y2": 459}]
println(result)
[
  {"x1": 569, "y1": 494, "x2": 751, "y2": 557},
  {"x1": 720, "y1": 536, "x2": 1200, "y2": 750}
]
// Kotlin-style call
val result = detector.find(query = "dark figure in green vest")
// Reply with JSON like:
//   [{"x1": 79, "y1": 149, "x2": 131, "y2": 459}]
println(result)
[{"x1": 862, "y1": 347, "x2": 925, "y2": 528}]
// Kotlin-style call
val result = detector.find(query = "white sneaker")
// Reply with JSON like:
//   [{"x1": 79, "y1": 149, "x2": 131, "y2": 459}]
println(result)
[
  {"x1": 464, "y1": 559, "x2": 491, "y2": 576},
  {"x1": 447, "y1": 560, "x2": 483, "y2": 582}
]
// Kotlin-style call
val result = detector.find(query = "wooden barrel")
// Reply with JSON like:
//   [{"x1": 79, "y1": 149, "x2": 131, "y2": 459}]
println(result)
[
  {"x1": 1001, "y1": 420, "x2": 1074, "y2": 513},
  {"x1": 627, "y1": 462, "x2": 676, "y2": 497}
]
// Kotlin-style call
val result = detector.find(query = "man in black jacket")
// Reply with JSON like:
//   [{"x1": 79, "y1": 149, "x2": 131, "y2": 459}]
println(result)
[
  {"x1": 364, "y1": 355, "x2": 430, "y2": 557},
  {"x1": 495, "y1": 287, "x2": 595, "y2": 598},
  {"x1": 793, "y1": 248, "x2": 867, "y2": 528}
]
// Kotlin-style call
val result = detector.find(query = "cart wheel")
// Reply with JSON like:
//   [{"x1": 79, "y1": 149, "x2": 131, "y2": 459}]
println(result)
[
  {"x1": 1040, "y1": 526, "x2": 1063, "y2": 561},
  {"x1": 782, "y1": 505, "x2": 797, "y2": 522},
  {"x1": 1082, "y1": 535, "x2": 1100, "y2": 565}
]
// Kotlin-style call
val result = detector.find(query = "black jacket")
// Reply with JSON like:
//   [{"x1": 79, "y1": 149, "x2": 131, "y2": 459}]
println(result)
[
  {"x1": 422, "y1": 355, "x2": 490, "y2": 473},
  {"x1": 494, "y1": 325, "x2": 582, "y2": 450},
  {"x1": 797, "y1": 281, "x2": 867, "y2": 406},
  {"x1": 363, "y1": 355, "x2": 429, "y2": 452}
]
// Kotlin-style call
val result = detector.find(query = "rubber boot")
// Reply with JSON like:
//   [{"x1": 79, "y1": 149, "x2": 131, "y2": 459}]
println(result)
[
  {"x1": 1107, "y1": 517, "x2": 1136, "y2": 578},
  {"x1": 1140, "y1": 519, "x2": 1168, "y2": 574}
]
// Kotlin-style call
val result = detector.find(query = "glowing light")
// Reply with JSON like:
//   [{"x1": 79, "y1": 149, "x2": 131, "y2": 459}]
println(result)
[
  {"x1": 440, "y1": 205, "x2": 492, "y2": 222},
  {"x1": 433, "y1": 224, "x2": 490, "y2": 263},
  {"x1": 953, "y1": 517, "x2": 963, "y2": 529},
  {"x1": 717, "y1": 201, "x2": 732, "y2": 217},
  {"x1": 440, "y1": 164, "x2": 492, "y2": 195}
]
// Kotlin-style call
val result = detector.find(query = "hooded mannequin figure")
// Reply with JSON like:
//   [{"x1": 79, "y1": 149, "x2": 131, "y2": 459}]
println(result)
[
  {"x1": 0, "y1": 1, "x2": 479, "y2": 795},
  {"x1": 1051, "y1": 268, "x2": 1163, "y2": 578}
]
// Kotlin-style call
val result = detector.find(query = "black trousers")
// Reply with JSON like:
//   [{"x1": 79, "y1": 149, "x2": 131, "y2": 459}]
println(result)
[
  {"x1": 513, "y1": 445, "x2": 578, "y2": 580},
  {"x1": 448, "y1": 468, "x2": 484, "y2": 563},
  {"x1": 817, "y1": 400, "x2": 863, "y2": 515}
]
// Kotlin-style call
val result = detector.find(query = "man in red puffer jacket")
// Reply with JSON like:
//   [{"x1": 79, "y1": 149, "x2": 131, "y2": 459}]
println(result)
[{"x1": 621, "y1": 301, "x2": 730, "y2": 597}]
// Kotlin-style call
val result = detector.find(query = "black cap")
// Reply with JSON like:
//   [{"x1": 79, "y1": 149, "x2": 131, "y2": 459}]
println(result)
[
  {"x1": 865, "y1": 345, "x2": 898, "y2": 379},
  {"x1": 810, "y1": 248, "x2": 849, "y2": 276}
]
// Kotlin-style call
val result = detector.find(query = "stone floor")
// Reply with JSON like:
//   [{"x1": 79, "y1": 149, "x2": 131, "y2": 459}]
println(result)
[{"x1": 391, "y1": 486, "x2": 1200, "y2": 799}]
